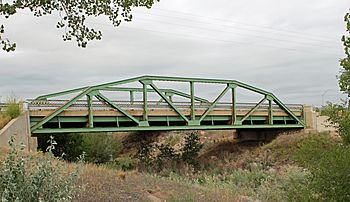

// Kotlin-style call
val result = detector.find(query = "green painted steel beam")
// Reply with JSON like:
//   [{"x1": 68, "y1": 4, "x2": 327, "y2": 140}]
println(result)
[
  {"x1": 268, "y1": 99, "x2": 273, "y2": 125},
  {"x1": 35, "y1": 87, "x2": 89, "y2": 100},
  {"x1": 95, "y1": 93, "x2": 140, "y2": 124},
  {"x1": 101, "y1": 87, "x2": 209, "y2": 103},
  {"x1": 141, "y1": 81, "x2": 149, "y2": 123},
  {"x1": 199, "y1": 85, "x2": 230, "y2": 122},
  {"x1": 231, "y1": 86, "x2": 237, "y2": 125},
  {"x1": 35, "y1": 75, "x2": 268, "y2": 102},
  {"x1": 240, "y1": 96, "x2": 267, "y2": 123},
  {"x1": 31, "y1": 87, "x2": 93, "y2": 131},
  {"x1": 30, "y1": 115, "x2": 301, "y2": 123},
  {"x1": 190, "y1": 81, "x2": 195, "y2": 121},
  {"x1": 130, "y1": 91, "x2": 134, "y2": 104},
  {"x1": 87, "y1": 94, "x2": 94, "y2": 128},
  {"x1": 32, "y1": 124, "x2": 305, "y2": 134},
  {"x1": 142, "y1": 75, "x2": 270, "y2": 95},
  {"x1": 149, "y1": 82, "x2": 189, "y2": 123},
  {"x1": 272, "y1": 95, "x2": 305, "y2": 126}
]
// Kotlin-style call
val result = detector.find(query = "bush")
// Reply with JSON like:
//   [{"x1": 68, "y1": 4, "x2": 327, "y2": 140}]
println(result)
[
  {"x1": 37, "y1": 133, "x2": 84, "y2": 161},
  {"x1": 0, "y1": 136, "x2": 81, "y2": 201},
  {"x1": 136, "y1": 132, "x2": 203, "y2": 173},
  {"x1": 4, "y1": 98, "x2": 21, "y2": 119},
  {"x1": 81, "y1": 134, "x2": 122, "y2": 164},
  {"x1": 181, "y1": 133, "x2": 203, "y2": 168},
  {"x1": 293, "y1": 133, "x2": 350, "y2": 201},
  {"x1": 37, "y1": 133, "x2": 123, "y2": 163},
  {"x1": 321, "y1": 102, "x2": 350, "y2": 144}
]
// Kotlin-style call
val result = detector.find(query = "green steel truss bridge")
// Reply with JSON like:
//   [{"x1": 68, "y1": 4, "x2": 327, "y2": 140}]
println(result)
[{"x1": 28, "y1": 75, "x2": 305, "y2": 134}]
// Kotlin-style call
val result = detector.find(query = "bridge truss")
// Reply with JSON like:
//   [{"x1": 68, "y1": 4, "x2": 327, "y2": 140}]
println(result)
[{"x1": 29, "y1": 75, "x2": 305, "y2": 134}]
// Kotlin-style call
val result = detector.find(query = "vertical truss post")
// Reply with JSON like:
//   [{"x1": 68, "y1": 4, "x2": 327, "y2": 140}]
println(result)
[
  {"x1": 164, "y1": 92, "x2": 174, "y2": 103},
  {"x1": 139, "y1": 80, "x2": 151, "y2": 126},
  {"x1": 57, "y1": 116, "x2": 61, "y2": 128},
  {"x1": 188, "y1": 81, "x2": 200, "y2": 125},
  {"x1": 143, "y1": 82, "x2": 148, "y2": 121},
  {"x1": 190, "y1": 81, "x2": 195, "y2": 120},
  {"x1": 130, "y1": 91, "x2": 134, "y2": 105},
  {"x1": 231, "y1": 84, "x2": 237, "y2": 125},
  {"x1": 267, "y1": 95, "x2": 274, "y2": 125},
  {"x1": 87, "y1": 94, "x2": 94, "y2": 128}
]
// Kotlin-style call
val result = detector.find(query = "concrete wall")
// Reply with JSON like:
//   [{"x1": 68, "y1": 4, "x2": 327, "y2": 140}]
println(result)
[
  {"x1": 303, "y1": 105, "x2": 316, "y2": 129},
  {"x1": 302, "y1": 106, "x2": 337, "y2": 133},
  {"x1": 315, "y1": 114, "x2": 337, "y2": 133},
  {"x1": 0, "y1": 112, "x2": 37, "y2": 151}
]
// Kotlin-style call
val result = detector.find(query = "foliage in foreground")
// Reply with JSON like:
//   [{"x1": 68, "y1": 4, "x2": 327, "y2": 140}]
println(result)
[
  {"x1": 293, "y1": 133, "x2": 350, "y2": 201},
  {"x1": 0, "y1": 137, "x2": 82, "y2": 201},
  {"x1": 0, "y1": 0, "x2": 159, "y2": 51}
]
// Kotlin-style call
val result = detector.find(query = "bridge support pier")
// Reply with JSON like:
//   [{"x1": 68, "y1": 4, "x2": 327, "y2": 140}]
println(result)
[{"x1": 236, "y1": 128, "x2": 303, "y2": 142}]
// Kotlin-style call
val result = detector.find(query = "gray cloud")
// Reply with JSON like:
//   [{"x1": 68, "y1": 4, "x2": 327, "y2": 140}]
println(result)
[{"x1": 0, "y1": 0, "x2": 349, "y2": 105}]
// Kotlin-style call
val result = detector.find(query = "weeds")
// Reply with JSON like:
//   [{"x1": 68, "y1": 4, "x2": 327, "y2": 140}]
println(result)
[{"x1": 0, "y1": 136, "x2": 82, "y2": 201}]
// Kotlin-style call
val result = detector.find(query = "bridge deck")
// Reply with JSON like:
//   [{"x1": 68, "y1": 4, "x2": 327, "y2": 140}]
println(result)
[{"x1": 28, "y1": 100, "x2": 304, "y2": 133}]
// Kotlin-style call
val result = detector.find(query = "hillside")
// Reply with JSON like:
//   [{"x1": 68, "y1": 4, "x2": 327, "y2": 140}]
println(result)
[
  {"x1": 71, "y1": 131, "x2": 340, "y2": 201},
  {"x1": 0, "y1": 130, "x2": 345, "y2": 201}
]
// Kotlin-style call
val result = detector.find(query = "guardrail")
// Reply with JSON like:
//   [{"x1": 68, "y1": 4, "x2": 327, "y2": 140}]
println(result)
[{"x1": 26, "y1": 99, "x2": 303, "y2": 112}]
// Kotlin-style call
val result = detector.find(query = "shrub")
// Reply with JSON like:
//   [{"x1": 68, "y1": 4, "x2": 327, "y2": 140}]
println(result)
[
  {"x1": 37, "y1": 133, "x2": 123, "y2": 164},
  {"x1": 136, "y1": 132, "x2": 203, "y2": 173},
  {"x1": 81, "y1": 134, "x2": 122, "y2": 164},
  {"x1": 181, "y1": 133, "x2": 203, "y2": 168},
  {"x1": 0, "y1": 136, "x2": 82, "y2": 201},
  {"x1": 155, "y1": 143, "x2": 180, "y2": 171},
  {"x1": 257, "y1": 166, "x2": 312, "y2": 202},
  {"x1": 321, "y1": 102, "x2": 350, "y2": 144},
  {"x1": 4, "y1": 98, "x2": 21, "y2": 119},
  {"x1": 37, "y1": 133, "x2": 84, "y2": 161},
  {"x1": 136, "y1": 140, "x2": 154, "y2": 169},
  {"x1": 293, "y1": 133, "x2": 350, "y2": 201}
]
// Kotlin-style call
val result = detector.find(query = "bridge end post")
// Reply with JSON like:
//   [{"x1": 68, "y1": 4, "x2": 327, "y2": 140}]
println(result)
[{"x1": 303, "y1": 105, "x2": 317, "y2": 132}]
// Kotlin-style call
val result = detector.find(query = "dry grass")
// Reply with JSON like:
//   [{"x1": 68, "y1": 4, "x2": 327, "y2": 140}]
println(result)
[
  {"x1": 198, "y1": 131, "x2": 339, "y2": 172},
  {"x1": 73, "y1": 163, "x2": 237, "y2": 202},
  {"x1": 0, "y1": 114, "x2": 11, "y2": 130}
]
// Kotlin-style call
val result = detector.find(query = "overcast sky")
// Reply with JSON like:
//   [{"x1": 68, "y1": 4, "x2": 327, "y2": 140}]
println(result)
[{"x1": 0, "y1": 0, "x2": 349, "y2": 106}]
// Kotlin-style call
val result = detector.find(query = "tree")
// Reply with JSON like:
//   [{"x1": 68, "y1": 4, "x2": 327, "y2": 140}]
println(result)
[
  {"x1": 339, "y1": 10, "x2": 350, "y2": 100},
  {"x1": 322, "y1": 10, "x2": 350, "y2": 144},
  {"x1": 0, "y1": 0, "x2": 159, "y2": 52}
]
